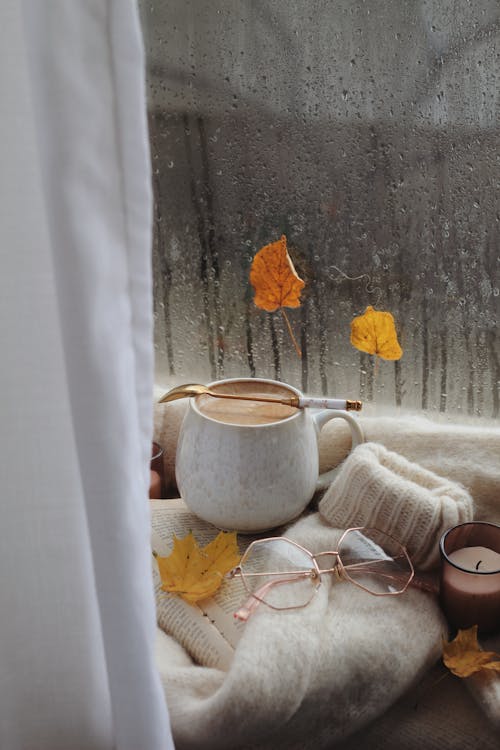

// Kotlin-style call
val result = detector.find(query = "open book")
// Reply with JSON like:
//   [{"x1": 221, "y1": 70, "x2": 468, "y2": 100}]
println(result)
[{"x1": 151, "y1": 498, "x2": 253, "y2": 671}]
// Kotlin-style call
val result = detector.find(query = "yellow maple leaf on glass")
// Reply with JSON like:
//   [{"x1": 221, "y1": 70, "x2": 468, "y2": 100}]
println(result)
[
  {"x1": 249, "y1": 235, "x2": 305, "y2": 357},
  {"x1": 350, "y1": 305, "x2": 403, "y2": 361},
  {"x1": 156, "y1": 531, "x2": 241, "y2": 604},
  {"x1": 442, "y1": 625, "x2": 500, "y2": 678},
  {"x1": 250, "y1": 235, "x2": 305, "y2": 313}
]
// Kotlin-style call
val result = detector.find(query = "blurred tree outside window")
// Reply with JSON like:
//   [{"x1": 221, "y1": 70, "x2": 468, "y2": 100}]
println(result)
[{"x1": 141, "y1": 0, "x2": 500, "y2": 419}]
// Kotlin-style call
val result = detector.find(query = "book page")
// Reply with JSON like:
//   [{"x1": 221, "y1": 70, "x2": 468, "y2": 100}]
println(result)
[
  {"x1": 151, "y1": 498, "x2": 225, "y2": 549},
  {"x1": 153, "y1": 562, "x2": 235, "y2": 671},
  {"x1": 198, "y1": 575, "x2": 247, "y2": 648},
  {"x1": 150, "y1": 499, "x2": 247, "y2": 668}
]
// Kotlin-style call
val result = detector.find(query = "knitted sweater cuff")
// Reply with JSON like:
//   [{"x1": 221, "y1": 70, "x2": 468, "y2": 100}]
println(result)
[{"x1": 319, "y1": 442, "x2": 474, "y2": 569}]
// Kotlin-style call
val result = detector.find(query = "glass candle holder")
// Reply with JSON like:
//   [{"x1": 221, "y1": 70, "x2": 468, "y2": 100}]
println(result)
[
  {"x1": 150, "y1": 441, "x2": 165, "y2": 499},
  {"x1": 439, "y1": 522, "x2": 500, "y2": 634}
]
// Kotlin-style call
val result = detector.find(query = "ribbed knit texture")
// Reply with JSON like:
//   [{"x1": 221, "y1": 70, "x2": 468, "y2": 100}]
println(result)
[
  {"x1": 319, "y1": 442, "x2": 474, "y2": 569},
  {"x1": 153, "y1": 406, "x2": 500, "y2": 749}
]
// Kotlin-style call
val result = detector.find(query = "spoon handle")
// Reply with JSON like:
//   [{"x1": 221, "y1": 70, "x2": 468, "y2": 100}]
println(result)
[
  {"x1": 298, "y1": 396, "x2": 362, "y2": 412},
  {"x1": 210, "y1": 392, "x2": 362, "y2": 411},
  {"x1": 158, "y1": 384, "x2": 361, "y2": 410},
  {"x1": 212, "y1": 392, "x2": 299, "y2": 406}
]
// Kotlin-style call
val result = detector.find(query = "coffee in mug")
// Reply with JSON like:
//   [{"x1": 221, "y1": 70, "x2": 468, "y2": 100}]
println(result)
[
  {"x1": 195, "y1": 381, "x2": 296, "y2": 425},
  {"x1": 176, "y1": 378, "x2": 364, "y2": 532}
]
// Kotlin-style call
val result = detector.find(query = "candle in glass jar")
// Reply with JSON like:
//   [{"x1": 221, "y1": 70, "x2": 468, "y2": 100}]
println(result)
[
  {"x1": 150, "y1": 441, "x2": 165, "y2": 497},
  {"x1": 448, "y1": 547, "x2": 500, "y2": 575},
  {"x1": 440, "y1": 524, "x2": 500, "y2": 634},
  {"x1": 149, "y1": 470, "x2": 162, "y2": 499}
]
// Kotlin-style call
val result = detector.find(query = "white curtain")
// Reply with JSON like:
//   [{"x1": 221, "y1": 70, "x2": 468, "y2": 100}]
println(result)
[{"x1": 0, "y1": 1, "x2": 174, "y2": 748}]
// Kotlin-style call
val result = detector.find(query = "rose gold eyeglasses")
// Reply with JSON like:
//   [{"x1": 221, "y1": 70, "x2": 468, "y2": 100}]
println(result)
[{"x1": 227, "y1": 527, "x2": 416, "y2": 621}]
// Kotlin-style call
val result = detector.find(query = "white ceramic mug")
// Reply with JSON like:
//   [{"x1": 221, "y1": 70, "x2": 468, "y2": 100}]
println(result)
[{"x1": 175, "y1": 378, "x2": 364, "y2": 532}]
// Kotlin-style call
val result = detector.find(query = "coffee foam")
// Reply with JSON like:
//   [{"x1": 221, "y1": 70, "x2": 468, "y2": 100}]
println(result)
[{"x1": 195, "y1": 382, "x2": 297, "y2": 425}]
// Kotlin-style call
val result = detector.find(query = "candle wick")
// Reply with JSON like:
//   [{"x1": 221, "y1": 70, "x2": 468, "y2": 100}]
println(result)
[{"x1": 475, "y1": 560, "x2": 482, "y2": 570}]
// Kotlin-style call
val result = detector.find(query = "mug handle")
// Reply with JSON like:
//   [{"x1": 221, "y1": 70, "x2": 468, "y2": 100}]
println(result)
[{"x1": 311, "y1": 410, "x2": 364, "y2": 491}]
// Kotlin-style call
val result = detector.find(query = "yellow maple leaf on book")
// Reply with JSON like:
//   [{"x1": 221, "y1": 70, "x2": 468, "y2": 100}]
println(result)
[{"x1": 156, "y1": 531, "x2": 241, "y2": 604}]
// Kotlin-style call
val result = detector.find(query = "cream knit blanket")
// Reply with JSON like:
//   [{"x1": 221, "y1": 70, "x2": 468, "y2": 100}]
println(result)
[{"x1": 153, "y1": 402, "x2": 500, "y2": 749}]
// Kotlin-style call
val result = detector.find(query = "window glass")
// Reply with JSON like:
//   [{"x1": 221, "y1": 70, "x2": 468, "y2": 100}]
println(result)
[{"x1": 141, "y1": 1, "x2": 499, "y2": 418}]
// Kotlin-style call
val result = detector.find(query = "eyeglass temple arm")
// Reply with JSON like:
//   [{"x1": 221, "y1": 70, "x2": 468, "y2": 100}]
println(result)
[
  {"x1": 409, "y1": 570, "x2": 439, "y2": 594},
  {"x1": 234, "y1": 595, "x2": 262, "y2": 622},
  {"x1": 234, "y1": 572, "x2": 311, "y2": 622}
]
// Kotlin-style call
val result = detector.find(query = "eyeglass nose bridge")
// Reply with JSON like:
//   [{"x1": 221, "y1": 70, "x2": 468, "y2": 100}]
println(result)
[{"x1": 312, "y1": 550, "x2": 341, "y2": 576}]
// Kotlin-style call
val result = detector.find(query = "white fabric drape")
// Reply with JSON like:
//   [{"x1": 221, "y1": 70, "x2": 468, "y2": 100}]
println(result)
[{"x1": 0, "y1": 1, "x2": 173, "y2": 748}]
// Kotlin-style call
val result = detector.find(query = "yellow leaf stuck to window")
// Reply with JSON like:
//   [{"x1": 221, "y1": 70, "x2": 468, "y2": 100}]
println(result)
[
  {"x1": 249, "y1": 235, "x2": 305, "y2": 357},
  {"x1": 442, "y1": 625, "x2": 500, "y2": 678},
  {"x1": 350, "y1": 305, "x2": 403, "y2": 360},
  {"x1": 156, "y1": 531, "x2": 241, "y2": 604},
  {"x1": 250, "y1": 235, "x2": 305, "y2": 313}
]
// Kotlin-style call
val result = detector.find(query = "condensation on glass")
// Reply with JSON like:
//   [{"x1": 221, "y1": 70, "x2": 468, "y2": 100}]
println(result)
[{"x1": 141, "y1": 1, "x2": 500, "y2": 418}]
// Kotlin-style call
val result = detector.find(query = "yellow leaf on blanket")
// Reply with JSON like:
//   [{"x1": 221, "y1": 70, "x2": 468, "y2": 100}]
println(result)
[
  {"x1": 156, "y1": 531, "x2": 241, "y2": 604},
  {"x1": 442, "y1": 625, "x2": 500, "y2": 678}
]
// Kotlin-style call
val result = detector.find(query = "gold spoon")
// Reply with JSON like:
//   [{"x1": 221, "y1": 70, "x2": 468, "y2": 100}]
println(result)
[{"x1": 158, "y1": 383, "x2": 362, "y2": 411}]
